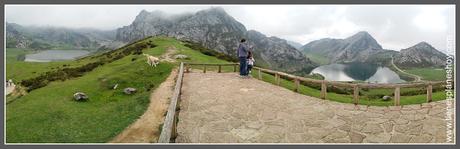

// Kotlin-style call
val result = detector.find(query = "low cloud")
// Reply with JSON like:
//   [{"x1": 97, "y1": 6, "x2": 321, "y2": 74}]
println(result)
[{"x1": 6, "y1": 5, "x2": 455, "y2": 52}]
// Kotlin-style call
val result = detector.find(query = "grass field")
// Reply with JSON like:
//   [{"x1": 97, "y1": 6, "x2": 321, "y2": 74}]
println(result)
[
  {"x1": 250, "y1": 71, "x2": 446, "y2": 106},
  {"x1": 6, "y1": 36, "x2": 241, "y2": 143},
  {"x1": 405, "y1": 68, "x2": 447, "y2": 81},
  {"x1": 304, "y1": 52, "x2": 329, "y2": 65},
  {"x1": 6, "y1": 37, "x2": 174, "y2": 143}
]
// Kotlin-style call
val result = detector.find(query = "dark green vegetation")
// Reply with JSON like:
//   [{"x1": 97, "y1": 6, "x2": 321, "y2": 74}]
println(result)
[{"x1": 251, "y1": 71, "x2": 446, "y2": 106}]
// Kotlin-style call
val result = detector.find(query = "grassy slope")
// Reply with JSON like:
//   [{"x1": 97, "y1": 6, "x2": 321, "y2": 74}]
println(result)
[
  {"x1": 405, "y1": 68, "x2": 446, "y2": 81},
  {"x1": 251, "y1": 71, "x2": 446, "y2": 106},
  {"x1": 6, "y1": 37, "x2": 174, "y2": 143},
  {"x1": 304, "y1": 52, "x2": 329, "y2": 65},
  {"x1": 6, "y1": 36, "x2": 234, "y2": 143},
  {"x1": 6, "y1": 48, "x2": 99, "y2": 82}
]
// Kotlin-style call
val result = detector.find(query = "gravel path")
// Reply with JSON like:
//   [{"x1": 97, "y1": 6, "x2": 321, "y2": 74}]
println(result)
[{"x1": 176, "y1": 72, "x2": 454, "y2": 143}]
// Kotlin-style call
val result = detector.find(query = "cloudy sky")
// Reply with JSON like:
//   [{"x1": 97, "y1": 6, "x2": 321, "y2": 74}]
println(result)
[{"x1": 5, "y1": 5, "x2": 455, "y2": 52}]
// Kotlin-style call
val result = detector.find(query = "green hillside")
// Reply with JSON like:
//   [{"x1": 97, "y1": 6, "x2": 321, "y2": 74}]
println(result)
[{"x1": 6, "y1": 36, "x2": 230, "y2": 143}]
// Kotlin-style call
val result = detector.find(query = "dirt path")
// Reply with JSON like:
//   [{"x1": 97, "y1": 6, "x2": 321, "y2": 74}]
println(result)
[
  {"x1": 160, "y1": 46, "x2": 177, "y2": 63},
  {"x1": 391, "y1": 57, "x2": 422, "y2": 82},
  {"x1": 110, "y1": 69, "x2": 178, "y2": 143},
  {"x1": 110, "y1": 46, "x2": 178, "y2": 143}
]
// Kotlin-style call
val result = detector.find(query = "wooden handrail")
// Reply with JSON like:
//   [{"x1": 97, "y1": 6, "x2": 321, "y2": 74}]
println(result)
[
  {"x1": 252, "y1": 66, "x2": 445, "y2": 106},
  {"x1": 253, "y1": 66, "x2": 443, "y2": 88},
  {"x1": 158, "y1": 62, "x2": 185, "y2": 143}
]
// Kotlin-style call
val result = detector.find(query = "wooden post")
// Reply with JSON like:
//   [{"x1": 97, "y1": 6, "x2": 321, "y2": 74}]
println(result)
[
  {"x1": 394, "y1": 86, "x2": 400, "y2": 106},
  {"x1": 233, "y1": 65, "x2": 237, "y2": 72},
  {"x1": 294, "y1": 78, "x2": 300, "y2": 92},
  {"x1": 258, "y1": 68, "x2": 262, "y2": 80},
  {"x1": 276, "y1": 73, "x2": 281, "y2": 86},
  {"x1": 171, "y1": 114, "x2": 177, "y2": 142},
  {"x1": 353, "y1": 85, "x2": 360, "y2": 105},
  {"x1": 218, "y1": 65, "x2": 222, "y2": 73},
  {"x1": 320, "y1": 81, "x2": 327, "y2": 99},
  {"x1": 203, "y1": 65, "x2": 206, "y2": 73},
  {"x1": 427, "y1": 83, "x2": 433, "y2": 103}
]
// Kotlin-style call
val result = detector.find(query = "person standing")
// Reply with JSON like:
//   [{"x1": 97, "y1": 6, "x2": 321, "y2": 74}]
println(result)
[
  {"x1": 247, "y1": 51, "x2": 255, "y2": 74},
  {"x1": 237, "y1": 39, "x2": 249, "y2": 77}
]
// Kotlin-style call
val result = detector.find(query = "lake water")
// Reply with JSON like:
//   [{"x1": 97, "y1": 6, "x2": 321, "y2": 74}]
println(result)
[
  {"x1": 311, "y1": 63, "x2": 406, "y2": 83},
  {"x1": 24, "y1": 50, "x2": 90, "y2": 62}
]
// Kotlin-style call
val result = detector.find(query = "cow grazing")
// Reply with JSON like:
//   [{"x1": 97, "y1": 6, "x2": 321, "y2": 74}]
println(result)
[{"x1": 143, "y1": 53, "x2": 160, "y2": 67}]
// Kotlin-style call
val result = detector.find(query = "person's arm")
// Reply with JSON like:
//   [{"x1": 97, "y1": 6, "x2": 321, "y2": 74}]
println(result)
[{"x1": 236, "y1": 44, "x2": 240, "y2": 56}]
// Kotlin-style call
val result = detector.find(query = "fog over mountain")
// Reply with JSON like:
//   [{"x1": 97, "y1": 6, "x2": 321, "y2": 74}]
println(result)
[{"x1": 6, "y1": 5, "x2": 455, "y2": 54}]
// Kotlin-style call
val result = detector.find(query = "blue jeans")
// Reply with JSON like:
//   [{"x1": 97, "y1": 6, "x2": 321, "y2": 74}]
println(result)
[{"x1": 239, "y1": 57, "x2": 248, "y2": 76}]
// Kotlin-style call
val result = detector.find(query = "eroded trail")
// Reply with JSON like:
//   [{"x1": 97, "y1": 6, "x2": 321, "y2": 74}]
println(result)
[
  {"x1": 110, "y1": 69, "x2": 178, "y2": 143},
  {"x1": 110, "y1": 46, "x2": 178, "y2": 143}
]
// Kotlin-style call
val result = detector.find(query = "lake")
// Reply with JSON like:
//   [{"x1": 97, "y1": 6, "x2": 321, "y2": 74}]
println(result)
[
  {"x1": 24, "y1": 50, "x2": 90, "y2": 62},
  {"x1": 311, "y1": 62, "x2": 406, "y2": 83}
]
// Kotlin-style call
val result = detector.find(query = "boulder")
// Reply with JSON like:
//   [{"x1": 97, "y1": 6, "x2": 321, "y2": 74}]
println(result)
[
  {"x1": 123, "y1": 87, "x2": 137, "y2": 95},
  {"x1": 174, "y1": 54, "x2": 189, "y2": 59},
  {"x1": 382, "y1": 95, "x2": 392, "y2": 101},
  {"x1": 73, "y1": 92, "x2": 89, "y2": 101}
]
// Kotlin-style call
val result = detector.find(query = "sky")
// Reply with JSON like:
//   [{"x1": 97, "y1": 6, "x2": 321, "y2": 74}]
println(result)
[{"x1": 5, "y1": 5, "x2": 456, "y2": 53}]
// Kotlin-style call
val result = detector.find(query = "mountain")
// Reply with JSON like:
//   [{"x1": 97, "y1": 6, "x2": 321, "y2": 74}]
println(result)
[
  {"x1": 6, "y1": 22, "x2": 121, "y2": 50},
  {"x1": 393, "y1": 42, "x2": 447, "y2": 68},
  {"x1": 116, "y1": 7, "x2": 317, "y2": 74},
  {"x1": 286, "y1": 40, "x2": 303, "y2": 49},
  {"x1": 301, "y1": 31, "x2": 383, "y2": 63}
]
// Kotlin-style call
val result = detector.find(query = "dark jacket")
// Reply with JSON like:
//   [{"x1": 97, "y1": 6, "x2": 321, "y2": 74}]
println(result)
[{"x1": 237, "y1": 43, "x2": 249, "y2": 58}]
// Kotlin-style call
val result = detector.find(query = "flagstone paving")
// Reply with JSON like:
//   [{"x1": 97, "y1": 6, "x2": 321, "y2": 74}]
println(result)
[{"x1": 175, "y1": 72, "x2": 455, "y2": 143}]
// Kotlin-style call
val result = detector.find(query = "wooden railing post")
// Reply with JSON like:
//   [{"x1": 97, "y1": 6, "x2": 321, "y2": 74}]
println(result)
[
  {"x1": 258, "y1": 68, "x2": 262, "y2": 80},
  {"x1": 276, "y1": 73, "x2": 281, "y2": 86},
  {"x1": 320, "y1": 80, "x2": 327, "y2": 99},
  {"x1": 353, "y1": 85, "x2": 360, "y2": 105},
  {"x1": 427, "y1": 83, "x2": 433, "y2": 103},
  {"x1": 294, "y1": 78, "x2": 300, "y2": 92},
  {"x1": 394, "y1": 86, "x2": 400, "y2": 106},
  {"x1": 203, "y1": 65, "x2": 206, "y2": 73},
  {"x1": 218, "y1": 65, "x2": 222, "y2": 73},
  {"x1": 233, "y1": 65, "x2": 237, "y2": 72}
]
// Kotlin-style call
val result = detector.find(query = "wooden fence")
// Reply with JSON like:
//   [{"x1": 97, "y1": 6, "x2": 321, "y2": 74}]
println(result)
[
  {"x1": 252, "y1": 66, "x2": 444, "y2": 106},
  {"x1": 158, "y1": 62, "x2": 184, "y2": 143},
  {"x1": 158, "y1": 62, "x2": 444, "y2": 143}
]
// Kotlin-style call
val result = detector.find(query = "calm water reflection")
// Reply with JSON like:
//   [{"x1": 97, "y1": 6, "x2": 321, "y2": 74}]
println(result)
[
  {"x1": 25, "y1": 50, "x2": 90, "y2": 62},
  {"x1": 311, "y1": 63, "x2": 405, "y2": 83}
]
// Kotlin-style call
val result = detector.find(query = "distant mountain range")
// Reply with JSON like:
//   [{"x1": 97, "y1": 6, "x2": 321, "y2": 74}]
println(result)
[
  {"x1": 286, "y1": 40, "x2": 303, "y2": 49},
  {"x1": 116, "y1": 7, "x2": 316, "y2": 74},
  {"x1": 300, "y1": 31, "x2": 447, "y2": 68},
  {"x1": 6, "y1": 23, "x2": 123, "y2": 50},
  {"x1": 6, "y1": 7, "x2": 446, "y2": 72}
]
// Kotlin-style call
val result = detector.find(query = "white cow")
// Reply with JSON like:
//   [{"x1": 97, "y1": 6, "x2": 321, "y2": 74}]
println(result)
[{"x1": 143, "y1": 54, "x2": 160, "y2": 67}]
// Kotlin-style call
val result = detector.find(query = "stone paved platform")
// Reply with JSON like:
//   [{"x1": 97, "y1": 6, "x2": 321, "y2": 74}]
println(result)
[{"x1": 176, "y1": 73, "x2": 455, "y2": 143}]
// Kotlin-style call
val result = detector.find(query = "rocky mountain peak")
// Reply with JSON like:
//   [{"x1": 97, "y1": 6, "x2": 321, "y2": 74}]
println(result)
[
  {"x1": 395, "y1": 42, "x2": 446, "y2": 68},
  {"x1": 344, "y1": 31, "x2": 382, "y2": 50},
  {"x1": 116, "y1": 7, "x2": 315, "y2": 74}
]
